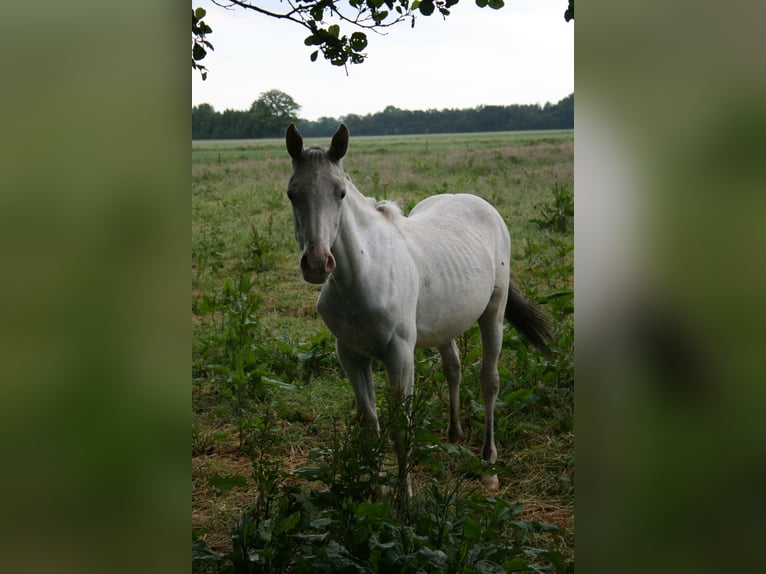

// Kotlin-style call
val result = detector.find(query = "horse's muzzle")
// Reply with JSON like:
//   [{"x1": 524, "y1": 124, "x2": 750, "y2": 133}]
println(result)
[{"x1": 300, "y1": 248, "x2": 335, "y2": 284}]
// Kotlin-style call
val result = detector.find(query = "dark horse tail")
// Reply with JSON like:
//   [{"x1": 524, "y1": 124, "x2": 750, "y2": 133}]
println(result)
[{"x1": 505, "y1": 282, "x2": 553, "y2": 355}]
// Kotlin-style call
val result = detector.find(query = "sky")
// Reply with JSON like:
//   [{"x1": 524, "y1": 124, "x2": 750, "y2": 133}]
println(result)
[{"x1": 191, "y1": 0, "x2": 573, "y2": 121}]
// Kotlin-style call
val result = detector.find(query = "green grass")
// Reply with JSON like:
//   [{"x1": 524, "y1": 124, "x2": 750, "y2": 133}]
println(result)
[{"x1": 192, "y1": 130, "x2": 574, "y2": 572}]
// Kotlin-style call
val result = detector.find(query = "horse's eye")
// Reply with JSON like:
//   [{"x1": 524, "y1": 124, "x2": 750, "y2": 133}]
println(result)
[
  {"x1": 340, "y1": 190, "x2": 346, "y2": 200},
  {"x1": 287, "y1": 189, "x2": 295, "y2": 202}
]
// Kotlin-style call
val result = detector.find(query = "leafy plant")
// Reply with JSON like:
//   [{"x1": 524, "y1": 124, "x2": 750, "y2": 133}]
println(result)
[
  {"x1": 193, "y1": 404, "x2": 573, "y2": 573},
  {"x1": 532, "y1": 182, "x2": 573, "y2": 233},
  {"x1": 195, "y1": 273, "x2": 295, "y2": 448},
  {"x1": 294, "y1": 330, "x2": 340, "y2": 380},
  {"x1": 192, "y1": 418, "x2": 215, "y2": 456},
  {"x1": 243, "y1": 225, "x2": 272, "y2": 273},
  {"x1": 193, "y1": 225, "x2": 226, "y2": 275}
]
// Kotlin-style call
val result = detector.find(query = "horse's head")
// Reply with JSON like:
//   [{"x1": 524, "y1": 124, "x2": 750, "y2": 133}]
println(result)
[{"x1": 285, "y1": 123, "x2": 349, "y2": 284}]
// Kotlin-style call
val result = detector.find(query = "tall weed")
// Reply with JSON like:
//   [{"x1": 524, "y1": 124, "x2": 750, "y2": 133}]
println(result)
[{"x1": 532, "y1": 182, "x2": 573, "y2": 233}]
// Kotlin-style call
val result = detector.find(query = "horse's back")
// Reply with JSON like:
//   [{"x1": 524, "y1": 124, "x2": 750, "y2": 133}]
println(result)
[
  {"x1": 409, "y1": 193, "x2": 502, "y2": 225},
  {"x1": 406, "y1": 193, "x2": 509, "y2": 259}
]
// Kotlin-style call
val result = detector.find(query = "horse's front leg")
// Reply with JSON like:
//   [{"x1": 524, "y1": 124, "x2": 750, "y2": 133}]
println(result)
[
  {"x1": 382, "y1": 335, "x2": 416, "y2": 499},
  {"x1": 337, "y1": 341, "x2": 379, "y2": 433}
]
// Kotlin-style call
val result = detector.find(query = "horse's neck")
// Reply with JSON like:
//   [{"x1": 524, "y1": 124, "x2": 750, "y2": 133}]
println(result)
[{"x1": 330, "y1": 182, "x2": 380, "y2": 288}]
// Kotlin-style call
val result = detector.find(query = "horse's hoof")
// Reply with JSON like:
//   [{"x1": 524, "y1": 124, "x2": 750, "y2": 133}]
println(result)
[
  {"x1": 447, "y1": 423, "x2": 464, "y2": 444},
  {"x1": 481, "y1": 474, "x2": 500, "y2": 491}
]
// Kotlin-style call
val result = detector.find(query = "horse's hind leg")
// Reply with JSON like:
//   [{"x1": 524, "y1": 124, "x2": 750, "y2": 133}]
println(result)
[
  {"x1": 438, "y1": 341, "x2": 463, "y2": 443},
  {"x1": 477, "y1": 294, "x2": 505, "y2": 491}
]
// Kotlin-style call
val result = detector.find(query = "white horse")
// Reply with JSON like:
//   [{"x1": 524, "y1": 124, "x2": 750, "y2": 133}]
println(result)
[{"x1": 285, "y1": 123, "x2": 551, "y2": 494}]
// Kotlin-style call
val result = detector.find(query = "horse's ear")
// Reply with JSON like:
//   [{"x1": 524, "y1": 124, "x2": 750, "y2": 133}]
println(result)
[
  {"x1": 328, "y1": 124, "x2": 349, "y2": 163},
  {"x1": 286, "y1": 123, "x2": 303, "y2": 161}
]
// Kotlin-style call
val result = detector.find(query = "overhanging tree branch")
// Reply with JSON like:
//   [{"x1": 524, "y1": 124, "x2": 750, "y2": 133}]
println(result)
[{"x1": 193, "y1": 0, "x2": 572, "y2": 78}]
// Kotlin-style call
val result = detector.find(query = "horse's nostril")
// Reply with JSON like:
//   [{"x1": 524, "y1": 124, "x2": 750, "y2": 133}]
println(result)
[{"x1": 300, "y1": 250, "x2": 334, "y2": 278}]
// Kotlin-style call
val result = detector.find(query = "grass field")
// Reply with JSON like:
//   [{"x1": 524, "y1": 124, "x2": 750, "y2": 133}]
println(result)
[{"x1": 192, "y1": 130, "x2": 574, "y2": 572}]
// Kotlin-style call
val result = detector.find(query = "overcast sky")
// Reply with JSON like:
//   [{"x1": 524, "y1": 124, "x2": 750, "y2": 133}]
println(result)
[{"x1": 191, "y1": 0, "x2": 573, "y2": 121}]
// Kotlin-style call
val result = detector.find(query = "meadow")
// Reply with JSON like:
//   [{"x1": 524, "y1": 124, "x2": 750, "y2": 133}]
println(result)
[{"x1": 192, "y1": 130, "x2": 574, "y2": 572}]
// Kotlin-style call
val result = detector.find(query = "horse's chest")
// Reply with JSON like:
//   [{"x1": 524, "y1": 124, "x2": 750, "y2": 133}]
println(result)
[{"x1": 317, "y1": 287, "x2": 397, "y2": 358}]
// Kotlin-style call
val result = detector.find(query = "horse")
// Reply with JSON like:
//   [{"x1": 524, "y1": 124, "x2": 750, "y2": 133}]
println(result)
[{"x1": 284, "y1": 123, "x2": 551, "y2": 495}]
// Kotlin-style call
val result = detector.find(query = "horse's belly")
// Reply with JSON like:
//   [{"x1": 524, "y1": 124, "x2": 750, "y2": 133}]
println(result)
[
  {"x1": 414, "y1": 275, "x2": 496, "y2": 348},
  {"x1": 415, "y1": 314, "x2": 480, "y2": 349}
]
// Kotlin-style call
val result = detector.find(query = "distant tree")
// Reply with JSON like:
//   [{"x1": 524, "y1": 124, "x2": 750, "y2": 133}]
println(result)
[
  {"x1": 250, "y1": 90, "x2": 301, "y2": 138},
  {"x1": 192, "y1": 103, "x2": 217, "y2": 139},
  {"x1": 192, "y1": 1, "x2": 573, "y2": 78}
]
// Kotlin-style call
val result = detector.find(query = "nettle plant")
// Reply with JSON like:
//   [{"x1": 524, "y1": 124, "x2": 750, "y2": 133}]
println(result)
[
  {"x1": 193, "y1": 396, "x2": 572, "y2": 574},
  {"x1": 532, "y1": 182, "x2": 573, "y2": 234},
  {"x1": 195, "y1": 274, "x2": 298, "y2": 449}
]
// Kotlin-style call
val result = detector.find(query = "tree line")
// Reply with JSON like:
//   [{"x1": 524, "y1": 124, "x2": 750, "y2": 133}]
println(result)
[{"x1": 192, "y1": 92, "x2": 573, "y2": 140}]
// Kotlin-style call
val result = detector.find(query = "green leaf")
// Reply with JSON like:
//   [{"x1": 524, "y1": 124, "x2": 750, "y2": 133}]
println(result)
[
  {"x1": 192, "y1": 43, "x2": 207, "y2": 62},
  {"x1": 194, "y1": 7, "x2": 206, "y2": 19},
  {"x1": 262, "y1": 376, "x2": 297, "y2": 391},
  {"x1": 310, "y1": 50, "x2": 319, "y2": 62},
  {"x1": 311, "y1": 5, "x2": 325, "y2": 20},
  {"x1": 488, "y1": 0, "x2": 505, "y2": 8},
  {"x1": 328, "y1": 24, "x2": 340, "y2": 38},
  {"x1": 541, "y1": 550, "x2": 567, "y2": 573},
  {"x1": 536, "y1": 289, "x2": 573, "y2": 303},
  {"x1": 310, "y1": 517, "x2": 333, "y2": 530},
  {"x1": 565, "y1": 0, "x2": 574, "y2": 22},
  {"x1": 416, "y1": 547, "x2": 448, "y2": 568},
  {"x1": 475, "y1": 0, "x2": 489, "y2": 7},
  {"x1": 196, "y1": 294, "x2": 218, "y2": 314},
  {"x1": 511, "y1": 519, "x2": 560, "y2": 533},
  {"x1": 503, "y1": 558, "x2": 530, "y2": 572},
  {"x1": 209, "y1": 474, "x2": 248, "y2": 492},
  {"x1": 192, "y1": 527, "x2": 210, "y2": 541},
  {"x1": 419, "y1": 0, "x2": 435, "y2": 15},
  {"x1": 291, "y1": 465, "x2": 325, "y2": 481},
  {"x1": 511, "y1": 421, "x2": 541, "y2": 433},
  {"x1": 503, "y1": 387, "x2": 534, "y2": 404},
  {"x1": 192, "y1": 537, "x2": 224, "y2": 561},
  {"x1": 274, "y1": 511, "x2": 301, "y2": 535},
  {"x1": 473, "y1": 560, "x2": 505, "y2": 574},
  {"x1": 349, "y1": 32, "x2": 368, "y2": 52},
  {"x1": 324, "y1": 541, "x2": 366, "y2": 573}
]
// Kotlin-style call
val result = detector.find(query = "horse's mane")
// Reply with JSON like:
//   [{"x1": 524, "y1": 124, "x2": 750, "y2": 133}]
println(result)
[
  {"x1": 375, "y1": 200, "x2": 403, "y2": 221},
  {"x1": 342, "y1": 174, "x2": 402, "y2": 222}
]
